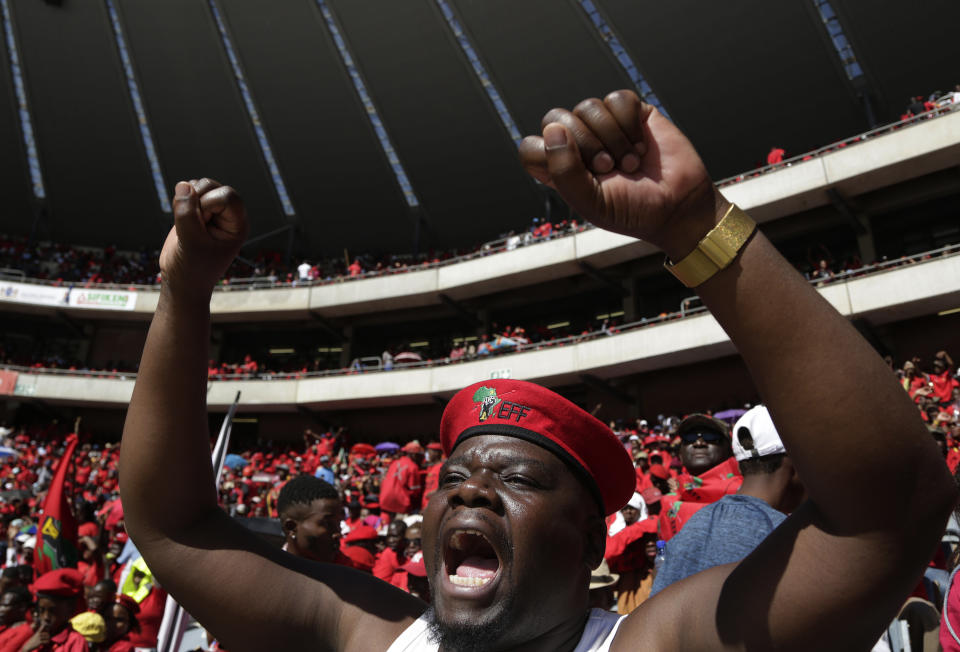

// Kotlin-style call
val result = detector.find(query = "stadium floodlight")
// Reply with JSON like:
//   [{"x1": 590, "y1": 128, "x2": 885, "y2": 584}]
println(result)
[
  {"x1": 0, "y1": 0, "x2": 45, "y2": 199},
  {"x1": 434, "y1": 0, "x2": 523, "y2": 147},
  {"x1": 314, "y1": 0, "x2": 420, "y2": 208},
  {"x1": 104, "y1": 0, "x2": 170, "y2": 213},
  {"x1": 208, "y1": 0, "x2": 296, "y2": 217},
  {"x1": 576, "y1": 0, "x2": 669, "y2": 120}
]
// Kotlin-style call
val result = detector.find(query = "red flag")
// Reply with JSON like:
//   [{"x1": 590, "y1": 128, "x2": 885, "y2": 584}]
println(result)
[{"x1": 34, "y1": 434, "x2": 80, "y2": 574}]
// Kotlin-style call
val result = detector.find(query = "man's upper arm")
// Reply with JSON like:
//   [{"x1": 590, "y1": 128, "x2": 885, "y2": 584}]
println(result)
[
  {"x1": 614, "y1": 501, "x2": 923, "y2": 651},
  {"x1": 141, "y1": 509, "x2": 422, "y2": 652}
]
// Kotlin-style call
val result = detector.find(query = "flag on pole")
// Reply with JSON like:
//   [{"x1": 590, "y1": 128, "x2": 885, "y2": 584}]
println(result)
[{"x1": 34, "y1": 433, "x2": 80, "y2": 574}]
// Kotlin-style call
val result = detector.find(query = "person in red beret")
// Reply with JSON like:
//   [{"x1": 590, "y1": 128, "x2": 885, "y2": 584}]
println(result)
[
  {"x1": 604, "y1": 513, "x2": 658, "y2": 614},
  {"x1": 101, "y1": 594, "x2": 139, "y2": 652},
  {"x1": 379, "y1": 443, "x2": 423, "y2": 516},
  {"x1": 120, "y1": 93, "x2": 956, "y2": 651},
  {"x1": 8, "y1": 568, "x2": 89, "y2": 651}
]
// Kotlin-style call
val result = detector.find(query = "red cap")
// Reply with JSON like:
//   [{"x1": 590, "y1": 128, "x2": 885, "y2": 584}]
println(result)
[
  {"x1": 77, "y1": 522, "x2": 99, "y2": 539},
  {"x1": 340, "y1": 546, "x2": 375, "y2": 572},
  {"x1": 401, "y1": 442, "x2": 424, "y2": 454},
  {"x1": 426, "y1": 442, "x2": 443, "y2": 451},
  {"x1": 640, "y1": 487, "x2": 663, "y2": 504},
  {"x1": 648, "y1": 464, "x2": 670, "y2": 480},
  {"x1": 440, "y1": 380, "x2": 634, "y2": 515},
  {"x1": 343, "y1": 525, "x2": 379, "y2": 543},
  {"x1": 32, "y1": 568, "x2": 84, "y2": 598},
  {"x1": 401, "y1": 552, "x2": 427, "y2": 577}
]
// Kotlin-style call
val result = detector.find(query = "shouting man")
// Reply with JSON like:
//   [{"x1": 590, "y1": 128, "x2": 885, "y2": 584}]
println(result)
[{"x1": 120, "y1": 90, "x2": 954, "y2": 651}]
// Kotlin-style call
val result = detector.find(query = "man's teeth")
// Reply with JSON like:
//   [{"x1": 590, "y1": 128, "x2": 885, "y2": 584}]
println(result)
[
  {"x1": 449, "y1": 575, "x2": 491, "y2": 587},
  {"x1": 450, "y1": 530, "x2": 485, "y2": 551}
]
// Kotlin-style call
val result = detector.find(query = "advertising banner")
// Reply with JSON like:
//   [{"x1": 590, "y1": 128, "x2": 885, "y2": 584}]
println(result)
[
  {"x1": 67, "y1": 288, "x2": 138, "y2": 311},
  {"x1": 0, "y1": 370, "x2": 17, "y2": 396},
  {"x1": 0, "y1": 281, "x2": 68, "y2": 307}
]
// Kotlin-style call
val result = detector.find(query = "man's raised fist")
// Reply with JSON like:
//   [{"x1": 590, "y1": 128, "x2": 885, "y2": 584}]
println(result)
[
  {"x1": 518, "y1": 89, "x2": 725, "y2": 260},
  {"x1": 159, "y1": 178, "x2": 248, "y2": 301}
]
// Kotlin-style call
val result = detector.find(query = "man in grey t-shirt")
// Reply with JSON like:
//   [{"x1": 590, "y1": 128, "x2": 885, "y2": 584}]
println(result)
[{"x1": 651, "y1": 406, "x2": 805, "y2": 595}]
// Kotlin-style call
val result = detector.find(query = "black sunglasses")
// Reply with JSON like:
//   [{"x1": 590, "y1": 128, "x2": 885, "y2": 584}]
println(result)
[{"x1": 680, "y1": 430, "x2": 725, "y2": 444}]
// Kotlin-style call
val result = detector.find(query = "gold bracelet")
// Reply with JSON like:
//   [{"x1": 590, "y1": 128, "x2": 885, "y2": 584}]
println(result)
[{"x1": 663, "y1": 204, "x2": 756, "y2": 288}]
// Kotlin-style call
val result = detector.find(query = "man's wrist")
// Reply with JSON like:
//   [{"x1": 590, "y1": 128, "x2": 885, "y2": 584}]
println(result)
[{"x1": 655, "y1": 189, "x2": 731, "y2": 263}]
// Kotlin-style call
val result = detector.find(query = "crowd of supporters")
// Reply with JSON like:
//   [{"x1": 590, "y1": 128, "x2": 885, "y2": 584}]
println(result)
[
  {"x1": 0, "y1": 348, "x2": 955, "y2": 648},
  {"x1": 2, "y1": 90, "x2": 956, "y2": 296}
]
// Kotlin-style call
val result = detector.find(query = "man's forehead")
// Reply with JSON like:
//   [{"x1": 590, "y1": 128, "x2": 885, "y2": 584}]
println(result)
[{"x1": 446, "y1": 435, "x2": 563, "y2": 471}]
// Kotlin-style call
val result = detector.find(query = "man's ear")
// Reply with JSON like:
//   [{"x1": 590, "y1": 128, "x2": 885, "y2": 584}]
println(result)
[
  {"x1": 584, "y1": 514, "x2": 606, "y2": 570},
  {"x1": 281, "y1": 517, "x2": 297, "y2": 537}
]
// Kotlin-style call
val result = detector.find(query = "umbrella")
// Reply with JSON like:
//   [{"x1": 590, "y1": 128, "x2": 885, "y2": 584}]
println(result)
[
  {"x1": 224, "y1": 454, "x2": 248, "y2": 470},
  {"x1": 394, "y1": 351, "x2": 423, "y2": 364},
  {"x1": 0, "y1": 447, "x2": 18, "y2": 458},
  {"x1": 713, "y1": 409, "x2": 747, "y2": 424},
  {"x1": 375, "y1": 442, "x2": 399, "y2": 453}
]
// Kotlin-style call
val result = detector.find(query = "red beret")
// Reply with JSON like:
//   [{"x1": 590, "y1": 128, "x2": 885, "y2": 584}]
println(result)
[
  {"x1": 343, "y1": 525, "x2": 379, "y2": 543},
  {"x1": 401, "y1": 442, "x2": 424, "y2": 454},
  {"x1": 640, "y1": 487, "x2": 663, "y2": 504},
  {"x1": 77, "y1": 522, "x2": 99, "y2": 539},
  {"x1": 340, "y1": 546, "x2": 375, "y2": 572},
  {"x1": 440, "y1": 380, "x2": 634, "y2": 515},
  {"x1": 648, "y1": 464, "x2": 670, "y2": 480},
  {"x1": 426, "y1": 442, "x2": 443, "y2": 451},
  {"x1": 114, "y1": 593, "x2": 140, "y2": 615},
  {"x1": 32, "y1": 568, "x2": 84, "y2": 598}
]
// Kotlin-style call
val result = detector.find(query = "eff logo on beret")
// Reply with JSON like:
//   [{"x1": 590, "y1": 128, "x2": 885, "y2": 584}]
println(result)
[{"x1": 472, "y1": 386, "x2": 531, "y2": 423}]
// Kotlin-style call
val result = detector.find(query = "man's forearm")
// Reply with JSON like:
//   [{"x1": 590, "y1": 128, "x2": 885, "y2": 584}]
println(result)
[
  {"x1": 685, "y1": 195, "x2": 954, "y2": 531},
  {"x1": 120, "y1": 287, "x2": 219, "y2": 542}
]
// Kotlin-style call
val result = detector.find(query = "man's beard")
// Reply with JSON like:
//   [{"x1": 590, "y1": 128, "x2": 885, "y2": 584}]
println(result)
[{"x1": 423, "y1": 591, "x2": 518, "y2": 652}]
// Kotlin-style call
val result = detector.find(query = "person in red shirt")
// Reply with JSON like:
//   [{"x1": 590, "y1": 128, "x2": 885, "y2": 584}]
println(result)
[
  {"x1": 420, "y1": 443, "x2": 444, "y2": 510},
  {"x1": 7, "y1": 569, "x2": 89, "y2": 652},
  {"x1": 379, "y1": 443, "x2": 423, "y2": 516},
  {"x1": 930, "y1": 351, "x2": 959, "y2": 405},
  {"x1": 658, "y1": 414, "x2": 742, "y2": 540},
  {"x1": 605, "y1": 515, "x2": 658, "y2": 614},
  {"x1": 101, "y1": 594, "x2": 138, "y2": 652},
  {"x1": 373, "y1": 521, "x2": 407, "y2": 581},
  {"x1": 767, "y1": 146, "x2": 786, "y2": 165},
  {"x1": 0, "y1": 587, "x2": 30, "y2": 639}
]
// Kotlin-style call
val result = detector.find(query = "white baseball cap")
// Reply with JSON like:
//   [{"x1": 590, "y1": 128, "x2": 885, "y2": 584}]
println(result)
[{"x1": 732, "y1": 405, "x2": 787, "y2": 461}]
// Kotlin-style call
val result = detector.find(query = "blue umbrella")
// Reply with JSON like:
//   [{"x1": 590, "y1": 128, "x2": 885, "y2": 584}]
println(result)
[
  {"x1": 713, "y1": 409, "x2": 747, "y2": 424},
  {"x1": 224, "y1": 454, "x2": 248, "y2": 470},
  {"x1": 375, "y1": 442, "x2": 400, "y2": 453}
]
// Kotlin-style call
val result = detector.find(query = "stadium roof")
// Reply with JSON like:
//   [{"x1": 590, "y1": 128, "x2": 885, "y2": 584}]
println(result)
[{"x1": 0, "y1": 0, "x2": 956, "y2": 257}]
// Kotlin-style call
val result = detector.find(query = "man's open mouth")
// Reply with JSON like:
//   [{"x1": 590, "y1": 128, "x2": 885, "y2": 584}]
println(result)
[{"x1": 444, "y1": 529, "x2": 501, "y2": 588}]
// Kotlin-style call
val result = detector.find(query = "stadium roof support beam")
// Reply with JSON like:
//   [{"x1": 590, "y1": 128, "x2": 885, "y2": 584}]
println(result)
[
  {"x1": 207, "y1": 0, "x2": 296, "y2": 219},
  {"x1": 313, "y1": 0, "x2": 420, "y2": 209},
  {"x1": 103, "y1": 0, "x2": 170, "y2": 214},
  {"x1": 828, "y1": 187, "x2": 877, "y2": 264},
  {"x1": 433, "y1": 0, "x2": 523, "y2": 147},
  {"x1": 575, "y1": 0, "x2": 669, "y2": 120},
  {"x1": 438, "y1": 293, "x2": 483, "y2": 328},
  {"x1": 0, "y1": 0, "x2": 44, "y2": 200},
  {"x1": 578, "y1": 261, "x2": 629, "y2": 297},
  {"x1": 579, "y1": 373, "x2": 634, "y2": 405},
  {"x1": 809, "y1": 0, "x2": 877, "y2": 128}
]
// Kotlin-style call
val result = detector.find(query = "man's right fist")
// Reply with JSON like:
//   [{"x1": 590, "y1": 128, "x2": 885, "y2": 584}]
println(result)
[{"x1": 159, "y1": 178, "x2": 248, "y2": 301}]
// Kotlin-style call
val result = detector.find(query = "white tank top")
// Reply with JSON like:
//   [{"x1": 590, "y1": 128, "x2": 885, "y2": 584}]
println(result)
[{"x1": 386, "y1": 608, "x2": 625, "y2": 652}]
